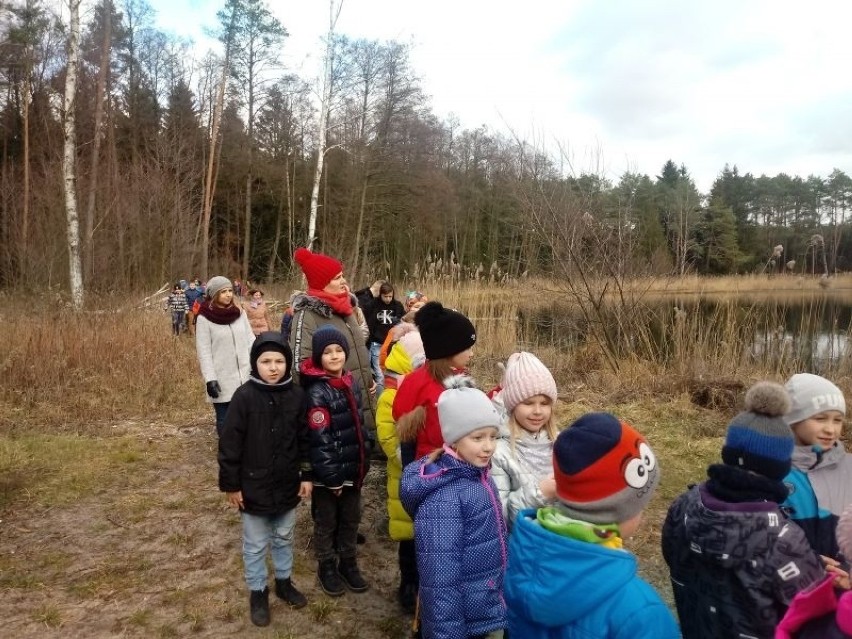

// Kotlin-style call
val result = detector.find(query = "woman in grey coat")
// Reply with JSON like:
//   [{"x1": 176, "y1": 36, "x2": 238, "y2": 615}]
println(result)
[{"x1": 196, "y1": 276, "x2": 255, "y2": 435}]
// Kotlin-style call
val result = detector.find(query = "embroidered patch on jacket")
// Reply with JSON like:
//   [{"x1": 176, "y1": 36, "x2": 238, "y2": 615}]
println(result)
[{"x1": 308, "y1": 408, "x2": 331, "y2": 430}]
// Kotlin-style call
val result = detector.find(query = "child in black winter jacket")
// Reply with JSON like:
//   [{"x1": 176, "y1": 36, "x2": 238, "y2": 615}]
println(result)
[
  {"x1": 218, "y1": 331, "x2": 312, "y2": 627},
  {"x1": 300, "y1": 324, "x2": 372, "y2": 598}
]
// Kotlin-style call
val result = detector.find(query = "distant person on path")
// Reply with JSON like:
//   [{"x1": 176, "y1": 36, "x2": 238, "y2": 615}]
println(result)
[
  {"x1": 300, "y1": 325, "x2": 372, "y2": 597},
  {"x1": 195, "y1": 276, "x2": 255, "y2": 436},
  {"x1": 393, "y1": 301, "x2": 476, "y2": 465},
  {"x1": 233, "y1": 279, "x2": 243, "y2": 299},
  {"x1": 489, "y1": 351, "x2": 559, "y2": 527},
  {"x1": 288, "y1": 248, "x2": 375, "y2": 429},
  {"x1": 363, "y1": 282, "x2": 405, "y2": 398},
  {"x1": 400, "y1": 378, "x2": 507, "y2": 639},
  {"x1": 218, "y1": 331, "x2": 312, "y2": 627},
  {"x1": 504, "y1": 412, "x2": 679, "y2": 638},
  {"x1": 166, "y1": 282, "x2": 188, "y2": 336},
  {"x1": 184, "y1": 280, "x2": 204, "y2": 336},
  {"x1": 378, "y1": 290, "x2": 427, "y2": 373},
  {"x1": 782, "y1": 373, "x2": 852, "y2": 560},
  {"x1": 243, "y1": 288, "x2": 273, "y2": 337},
  {"x1": 375, "y1": 327, "x2": 426, "y2": 613},
  {"x1": 662, "y1": 381, "x2": 824, "y2": 639}
]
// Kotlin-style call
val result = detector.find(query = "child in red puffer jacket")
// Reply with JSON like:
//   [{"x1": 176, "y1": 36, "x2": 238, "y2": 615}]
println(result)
[{"x1": 392, "y1": 302, "x2": 477, "y2": 466}]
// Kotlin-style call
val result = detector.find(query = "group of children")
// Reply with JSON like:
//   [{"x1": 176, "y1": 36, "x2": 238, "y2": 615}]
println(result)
[
  {"x1": 214, "y1": 278, "x2": 852, "y2": 638},
  {"x1": 165, "y1": 279, "x2": 204, "y2": 336}
]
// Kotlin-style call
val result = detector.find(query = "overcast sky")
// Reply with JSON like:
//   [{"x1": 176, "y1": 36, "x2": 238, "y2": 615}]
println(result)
[{"x1": 147, "y1": 0, "x2": 852, "y2": 192}]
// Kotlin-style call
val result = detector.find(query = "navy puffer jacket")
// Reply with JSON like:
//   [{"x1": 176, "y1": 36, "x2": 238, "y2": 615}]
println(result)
[{"x1": 300, "y1": 360, "x2": 371, "y2": 489}]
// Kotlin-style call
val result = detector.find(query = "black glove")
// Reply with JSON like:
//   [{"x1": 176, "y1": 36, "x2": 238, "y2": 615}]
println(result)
[{"x1": 206, "y1": 381, "x2": 221, "y2": 398}]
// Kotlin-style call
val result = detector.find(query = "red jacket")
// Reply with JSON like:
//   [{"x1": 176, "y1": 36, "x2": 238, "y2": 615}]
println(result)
[{"x1": 392, "y1": 365, "x2": 466, "y2": 459}]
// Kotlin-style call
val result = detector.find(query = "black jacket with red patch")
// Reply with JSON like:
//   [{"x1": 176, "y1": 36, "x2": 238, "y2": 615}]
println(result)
[{"x1": 300, "y1": 360, "x2": 371, "y2": 489}]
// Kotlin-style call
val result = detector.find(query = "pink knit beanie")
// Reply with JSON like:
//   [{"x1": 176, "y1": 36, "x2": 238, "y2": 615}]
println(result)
[{"x1": 500, "y1": 351, "x2": 558, "y2": 413}]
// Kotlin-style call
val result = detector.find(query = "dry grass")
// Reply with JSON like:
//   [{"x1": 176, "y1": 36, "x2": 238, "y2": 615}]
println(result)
[{"x1": 2, "y1": 276, "x2": 852, "y2": 635}]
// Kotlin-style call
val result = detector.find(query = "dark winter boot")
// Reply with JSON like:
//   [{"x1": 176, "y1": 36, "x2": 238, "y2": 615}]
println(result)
[
  {"x1": 275, "y1": 577, "x2": 307, "y2": 609},
  {"x1": 249, "y1": 587, "x2": 270, "y2": 627},
  {"x1": 398, "y1": 580, "x2": 418, "y2": 613},
  {"x1": 317, "y1": 559, "x2": 345, "y2": 597},
  {"x1": 338, "y1": 557, "x2": 369, "y2": 592}
]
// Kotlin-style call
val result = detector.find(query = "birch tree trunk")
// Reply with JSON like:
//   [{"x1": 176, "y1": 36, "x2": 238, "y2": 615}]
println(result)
[
  {"x1": 63, "y1": 0, "x2": 84, "y2": 309},
  {"x1": 307, "y1": 0, "x2": 342, "y2": 250}
]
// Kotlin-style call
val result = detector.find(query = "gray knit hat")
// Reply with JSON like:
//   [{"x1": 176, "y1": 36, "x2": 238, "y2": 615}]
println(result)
[
  {"x1": 784, "y1": 373, "x2": 846, "y2": 426},
  {"x1": 205, "y1": 275, "x2": 232, "y2": 300},
  {"x1": 437, "y1": 375, "x2": 502, "y2": 445}
]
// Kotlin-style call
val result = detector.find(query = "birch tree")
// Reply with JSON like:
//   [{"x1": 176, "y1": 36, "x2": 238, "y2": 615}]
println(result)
[
  {"x1": 63, "y1": 0, "x2": 83, "y2": 308},
  {"x1": 307, "y1": 0, "x2": 342, "y2": 250}
]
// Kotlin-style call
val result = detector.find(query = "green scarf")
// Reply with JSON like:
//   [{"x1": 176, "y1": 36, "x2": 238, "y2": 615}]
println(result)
[{"x1": 536, "y1": 507, "x2": 623, "y2": 549}]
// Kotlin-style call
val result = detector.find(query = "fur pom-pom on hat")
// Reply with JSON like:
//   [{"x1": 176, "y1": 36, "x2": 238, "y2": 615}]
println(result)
[
  {"x1": 294, "y1": 247, "x2": 343, "y2": 291},
  {"x1": 437, "y1": 375, "x2": 501, "y2": 445},
  {"x1": 722, "y1": 381, "x2": 794, "y2": 480},
  {"x1": 414, "y1": 301, "x2": 476, "y2": 361}
]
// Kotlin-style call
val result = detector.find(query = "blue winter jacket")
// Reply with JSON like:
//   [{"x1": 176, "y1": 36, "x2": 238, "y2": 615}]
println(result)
[
  {"x1": 400, "y1": 449, "x2": 507, "y2": 639},
  {"x1": 505, "y1": 508, "x2": 681, "y2": 639}
]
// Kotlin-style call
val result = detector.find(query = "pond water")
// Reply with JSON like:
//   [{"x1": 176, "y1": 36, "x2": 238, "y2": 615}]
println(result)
[{"x1": 522, "y1": 291, "x2": 852, "y2": 374}]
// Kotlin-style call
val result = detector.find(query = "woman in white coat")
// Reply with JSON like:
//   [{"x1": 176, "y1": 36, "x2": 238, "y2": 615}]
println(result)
[{"x1": 195, "y1": 276, "x2": 255, "y2": 435}]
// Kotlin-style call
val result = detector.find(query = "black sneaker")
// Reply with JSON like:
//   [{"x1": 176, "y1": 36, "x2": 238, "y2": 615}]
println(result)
[
  {"x1": 275, "y1": 577, "x2": 307, "y2": 608},
  {"x1": 249, "y1": 587, "x2": 270, "y2": 627},
  {"x1": 338, "y1": 557, "x2": 369, "y2": 593},
  {"x1": 317, "y1": 559, "x2": 345, "y2": 597}
]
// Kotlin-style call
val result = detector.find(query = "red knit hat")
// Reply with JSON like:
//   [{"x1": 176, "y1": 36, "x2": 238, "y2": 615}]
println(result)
[{"x1": 294, "y1": 248, "x2": 343, "y2": 290}]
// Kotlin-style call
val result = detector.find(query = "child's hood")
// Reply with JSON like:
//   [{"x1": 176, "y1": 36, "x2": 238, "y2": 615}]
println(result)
[
  {"x1": 791, "y1": 440, "x2": 847, "y2": 472},
  {"x1": 507, "y1": 508, "x2": 636, "y2": 626},
  {"x1": 400, "y1": 451, "x2": 486, "y2": 516}
]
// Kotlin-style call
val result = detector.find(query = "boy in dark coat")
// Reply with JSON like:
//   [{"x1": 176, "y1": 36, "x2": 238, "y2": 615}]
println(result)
[
  {"x1": 218, "y1": 331, "x2": 312, "y2": 627},
  {"x1": 300, "y1": 324, "x2": 372, "y2": 597},
  {"x1": 662, "y1": 381, "x2": 824, "y2": 639}
]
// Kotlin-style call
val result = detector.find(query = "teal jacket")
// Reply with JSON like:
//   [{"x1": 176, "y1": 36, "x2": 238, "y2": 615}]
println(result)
[{"x1": 504, "y1": 508, "x2": 680, "y2": 639}]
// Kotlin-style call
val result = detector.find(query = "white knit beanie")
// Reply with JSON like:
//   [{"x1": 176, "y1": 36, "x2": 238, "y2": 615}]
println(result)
[
  {"x1": 500, "y1": 351, "x2": 558, "y2": 413},
  {"x1": 438, "y1": 375, "x2": 502, "y2": 445},
  {"x1": 784, "y1": 373, "x2": 846, "y2": 426}
]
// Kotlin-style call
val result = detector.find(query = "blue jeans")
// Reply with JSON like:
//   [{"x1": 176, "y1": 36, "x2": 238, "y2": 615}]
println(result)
[
  {"x1": 241, "y1": 509, "x2": 297, "y2": 591},
  {"x1": 213, "y1": 402, "x2": 230, "y2": 437},
  {"x1": 369, "y1": 341, "x2": 384, "y2": 397}
]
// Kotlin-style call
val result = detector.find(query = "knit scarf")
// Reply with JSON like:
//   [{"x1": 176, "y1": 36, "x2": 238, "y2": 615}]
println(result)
[
  {"x1": 536, "y1": 507, "x2": 623, "y2": 549},
  {"x1": 197, "y1": 300, "x2": 241, "y2": 325},
  {"x1": 307, "y1": 288, "x2": 352, "y2": 316},
  {"x1": 705, "y1": 463, "x2": 789, "y2": 504}
]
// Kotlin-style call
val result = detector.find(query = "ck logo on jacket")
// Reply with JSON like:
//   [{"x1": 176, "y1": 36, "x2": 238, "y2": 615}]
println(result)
[{"x1": 376, "y1": 309, "x2": 395, "y2": 325}]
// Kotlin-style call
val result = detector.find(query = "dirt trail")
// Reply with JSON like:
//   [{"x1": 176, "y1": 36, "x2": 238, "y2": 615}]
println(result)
[{"x1": 0, "y1": 421, "x2": 412, "y2": 638}]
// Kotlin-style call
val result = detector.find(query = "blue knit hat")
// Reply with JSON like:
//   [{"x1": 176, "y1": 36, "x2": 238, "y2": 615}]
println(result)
[
  {"x1": 722, "y1": 381, "x2": 794, "y2": 480},
  {"x1": 311, "y1": 325, "x2": 350, "y2": 367}
]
